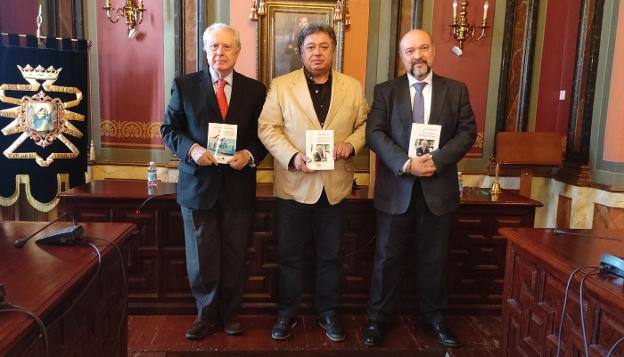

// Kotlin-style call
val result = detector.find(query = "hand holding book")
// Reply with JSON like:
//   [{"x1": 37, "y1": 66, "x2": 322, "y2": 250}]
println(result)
[
  {"x1": 190, "y1": 145, "x2": 218, "y2": 166},
  {"x1": 408, "y1": 154, "x2": 437, "y2": 177},
  {"x1": 291, "y1": 152, "x2": 314, "y2": 173},
  {"x1": 228, "y1": 150, "x2": 251, "y2": 171}
]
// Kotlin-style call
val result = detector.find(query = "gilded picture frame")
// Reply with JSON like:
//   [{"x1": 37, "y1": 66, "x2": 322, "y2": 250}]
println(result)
[{"x1": 256, "y1": 0, "x2": 345, "y2": 87}]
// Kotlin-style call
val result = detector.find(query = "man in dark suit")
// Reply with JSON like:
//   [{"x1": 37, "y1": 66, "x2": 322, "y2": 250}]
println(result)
[
  {"x1": 363, "y1": 29, "x2": 476, "y2": 348},
  {"x1": 160, "y1": 23, "x2": 267, "y2": 340}
]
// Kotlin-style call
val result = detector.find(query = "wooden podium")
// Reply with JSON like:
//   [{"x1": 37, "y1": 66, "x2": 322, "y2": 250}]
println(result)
[
  {"x1": 495, "y1": 132, "x2": 562, "y2": 197},
  {"x1": 0, "y1": 221, "x2": 135, "y2": 356}
]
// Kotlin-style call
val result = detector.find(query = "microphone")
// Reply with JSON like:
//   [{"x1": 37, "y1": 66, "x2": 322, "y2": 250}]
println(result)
[
  {"x1": 553, "y1": 228, "x2": 623, "y2": 243},
  {"x1": 14, "y1": 212, "x2": 81, "y2": 248}
]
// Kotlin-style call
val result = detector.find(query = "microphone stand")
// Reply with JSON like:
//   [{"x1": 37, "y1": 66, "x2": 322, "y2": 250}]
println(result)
[
  {"x1": 14, "y1": 212, "x2": 73, "y2": 248},
  {"x1": 553, "y1": 228, "x2": 623, "y2": 243}
]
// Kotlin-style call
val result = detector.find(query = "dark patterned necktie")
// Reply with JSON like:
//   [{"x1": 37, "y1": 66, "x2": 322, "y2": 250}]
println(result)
[
  {"x1": 216, "y1": 78, "x2": 228, "y2": 120},
  {"x1": 412, "y1": 82, "x2": 427, "y2": 124}
]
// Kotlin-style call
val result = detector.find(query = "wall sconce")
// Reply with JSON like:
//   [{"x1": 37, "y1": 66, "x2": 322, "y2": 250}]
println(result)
[
  {"x1": 249, "y1": 0, "x2": 350, "y2": 25},
  {"x1": 248, "y1": 0, "x2": 265, "y2": 21},
  {"x1": 333, "y1": 0, "x2": 351, "y2": 26},
  {"x1": 450, "y1": 0, "x2": 489, "y2": 56},
  {"x1": 102, "y1": 0, "x2": 146, "y2": 40}
]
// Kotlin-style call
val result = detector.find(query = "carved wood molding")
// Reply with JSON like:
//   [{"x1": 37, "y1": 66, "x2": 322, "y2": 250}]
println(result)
[
  {"x1": 563, "y1": 0, "x2": 605, "y2": 168},
  {"x1": 495, "y1": 0, "x2": 539, "y2": 138}
]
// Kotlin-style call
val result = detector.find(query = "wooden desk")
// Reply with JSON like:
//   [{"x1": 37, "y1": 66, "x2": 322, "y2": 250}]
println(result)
[
  {"x1": 60, "y1": 180, "x2": 541, "y2": 315},
  {"x1": 500, "y1": 227, "x2": 624, "y2": 356},
  {"x1": 0, "y1": 221, "x2": 134, "y2": 356}
]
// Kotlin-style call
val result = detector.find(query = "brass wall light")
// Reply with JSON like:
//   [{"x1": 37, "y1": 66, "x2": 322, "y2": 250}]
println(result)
[
  {"x1": 102, "y1": 0, "x2": 146, "y2": 40},
  {"x1": 248, "y1": 0, "x2": 265, "y2": 20},
  {"x1": 249, "y1": 0, "x2": 350, "y2": 25},
  {"x1": 450, "y1": 0, "x2": 489, "y2": 56}
]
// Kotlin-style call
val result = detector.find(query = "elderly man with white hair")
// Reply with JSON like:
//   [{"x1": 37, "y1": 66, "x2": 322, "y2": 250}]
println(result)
[{"x1": 161, "y1": 23, "x2": 267, "y2": 340}]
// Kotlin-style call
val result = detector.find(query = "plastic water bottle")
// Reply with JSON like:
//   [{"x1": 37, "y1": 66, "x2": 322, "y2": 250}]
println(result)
[
  {"x1": 147, "y1": 161, "x2": 158, "y2": 192},
  {"x1": 458, "y1": 171, "x2": 465, "y2": 196}
]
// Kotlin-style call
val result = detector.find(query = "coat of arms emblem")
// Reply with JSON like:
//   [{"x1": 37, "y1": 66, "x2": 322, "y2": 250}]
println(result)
[{"x1": 0, "y1": 64, "x2": 84, "y2": 167}]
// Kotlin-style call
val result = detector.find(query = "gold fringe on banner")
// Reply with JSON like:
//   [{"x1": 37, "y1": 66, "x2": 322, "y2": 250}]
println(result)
[{"x1": 0, "y1": 173, "x2": 71, "y2": 212}]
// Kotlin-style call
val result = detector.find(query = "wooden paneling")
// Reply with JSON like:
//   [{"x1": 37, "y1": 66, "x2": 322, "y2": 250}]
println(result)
[
  {"x1": 557, "y1": 195, "x2": 572, "y2": 228},
  {"x1": 500, "y1": 227, "x2": 624, "y2": 356},
  {"x1": 61, "y1": 180, "x2": 540, "y2": 315},
  {"x1": 593, "y1": 203, "x2": 624, "y2": 229}
]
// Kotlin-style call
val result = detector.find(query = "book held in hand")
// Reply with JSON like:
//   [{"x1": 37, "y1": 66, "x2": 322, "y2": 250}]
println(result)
[
  {"x1": 408, "y1": 123, "x2": 441, "y2": 158},
  {"x1": 207, "y1": 123, "x2": 237, "y2": 164},
  {"x1": 306, "y1": 129, "x2": 334, "y2": 170}
]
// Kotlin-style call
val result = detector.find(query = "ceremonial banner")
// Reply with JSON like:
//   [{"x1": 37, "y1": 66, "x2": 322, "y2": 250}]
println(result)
[{"x1": 0, "y1": 34, "x2": 89, "y2": 212}]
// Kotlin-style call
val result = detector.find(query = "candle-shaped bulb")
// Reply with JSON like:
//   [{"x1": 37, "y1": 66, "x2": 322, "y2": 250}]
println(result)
[
  {"x1": 453, "y1": 0, "x2": 458, "y2": 20},
  {"x1": 483, "y1": 1, "x2": 489, "y2": 22}
]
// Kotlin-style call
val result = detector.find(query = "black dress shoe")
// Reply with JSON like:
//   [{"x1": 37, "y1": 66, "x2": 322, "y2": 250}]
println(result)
[
  {"x1": 271, "y1": 317, "x2": 297, "y2": 340},
  {"x1": 426, "y1": 322, "x2": 460, "y2": 348},
  {"x1": 185, "y1": 319, "x2": 217, "y2": 340},
  {"x1": 362, "y1": 320, "x2": 383, "y2": 347},
  {"x1": 318, "y1": 315, "x2": 345, "y2": 342},
  {"x1": 223, "y1": 317, "x2": 243, "y2": 335}
]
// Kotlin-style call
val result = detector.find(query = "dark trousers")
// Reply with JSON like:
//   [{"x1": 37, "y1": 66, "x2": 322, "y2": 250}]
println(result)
[
  {"x1": 367, "y1": 180, "x2": 451, "y2": 324},
  {"x1": 181, "y1": 203, "x2": 252, "y2": 323},
  {"x1": 276, "y1": 191, "x2": 344, "y2": 318}
]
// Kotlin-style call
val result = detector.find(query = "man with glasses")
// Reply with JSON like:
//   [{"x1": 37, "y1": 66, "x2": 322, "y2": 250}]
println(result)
[
  {"x1": 363, "y1": 29, "x2": 476, "y2": 348},
  {"x1": 258, "y1": 23, "x2": 368, "y2": 342}
]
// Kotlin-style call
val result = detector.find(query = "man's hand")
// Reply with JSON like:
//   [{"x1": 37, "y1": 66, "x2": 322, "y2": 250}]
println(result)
[
  {"x1": 408, "y1": 154, "x2": 437, "y2": 177},
  {"x1": 190, "y1": 145, "x2": 217, "y2": 166},
  {"x1": 228, "y1": 150, "x2": 251, "y2": 171},
  {"x1": 334, "y1": 142, "x2": 354, "y2": 160},
  {"x1": 292, "y1": 152, "x2": 314, "y2": 173}
]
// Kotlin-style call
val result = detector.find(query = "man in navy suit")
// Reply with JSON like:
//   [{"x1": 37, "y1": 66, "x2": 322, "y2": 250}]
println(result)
[
  {"x1": 161, "y1": 23, "x2": 267, "y2": 340},
  {"x1": 363, "y1": 29, "x2": 476, "y2": 348}
]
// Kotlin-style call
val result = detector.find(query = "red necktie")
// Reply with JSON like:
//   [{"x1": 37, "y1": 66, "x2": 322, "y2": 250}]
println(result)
[{"x1": 216, "y1": 78, "x2": 228, "y2": 120}]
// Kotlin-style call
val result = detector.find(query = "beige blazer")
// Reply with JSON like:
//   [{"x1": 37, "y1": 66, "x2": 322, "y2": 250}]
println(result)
[{"x1": 258, "y1": 69, "x2": 369, "y2": 205}]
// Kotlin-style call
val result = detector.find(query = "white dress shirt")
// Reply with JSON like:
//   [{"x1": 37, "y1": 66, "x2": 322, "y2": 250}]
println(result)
[
  {"x1": 402, "y1": 70, "x2": 434, "y2": 174},
  {"x1": 209, "y1": 68, "x2": 233, "y2": 103},
  {"x1": 407, "y1": 70, "x2": 433, "y2": 124}
]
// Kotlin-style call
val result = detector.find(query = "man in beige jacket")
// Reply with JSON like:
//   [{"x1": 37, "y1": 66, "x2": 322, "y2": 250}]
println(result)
[{"x1": 258, "y1": 23, "x2": 368, "y2": 342}]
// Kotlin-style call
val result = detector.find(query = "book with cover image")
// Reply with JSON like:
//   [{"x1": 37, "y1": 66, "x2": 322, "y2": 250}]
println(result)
[
  {"x1": 306, "y1": 129, "x2": 334, "y2": 170},
  {"x1": 207, "y1": 123, "x2": 238, "y2": 164},
  {"x1": 408, "y1": 123, "x2": 441, "y2": 158}
]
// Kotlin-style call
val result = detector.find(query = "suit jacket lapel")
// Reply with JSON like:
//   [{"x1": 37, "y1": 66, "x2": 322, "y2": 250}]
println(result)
[
  {"x1": 200, "y1": 68, "x2": 222, "y2": 121},
  {"x1": 429, "y1": 74, "x2": 448, "y2": 125},
  {"x1": 394, "y1": 75, "x2": 413, "y2": 135},
  {"x1": 291, "y1": 69, "x2": 323, "y2": 129},
  {"x1": 323, "y1": 70, "x2": 343, "y2": 129},
  {"x1": 227, "y1": 71, "x2": 243, "y2": 124}
]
